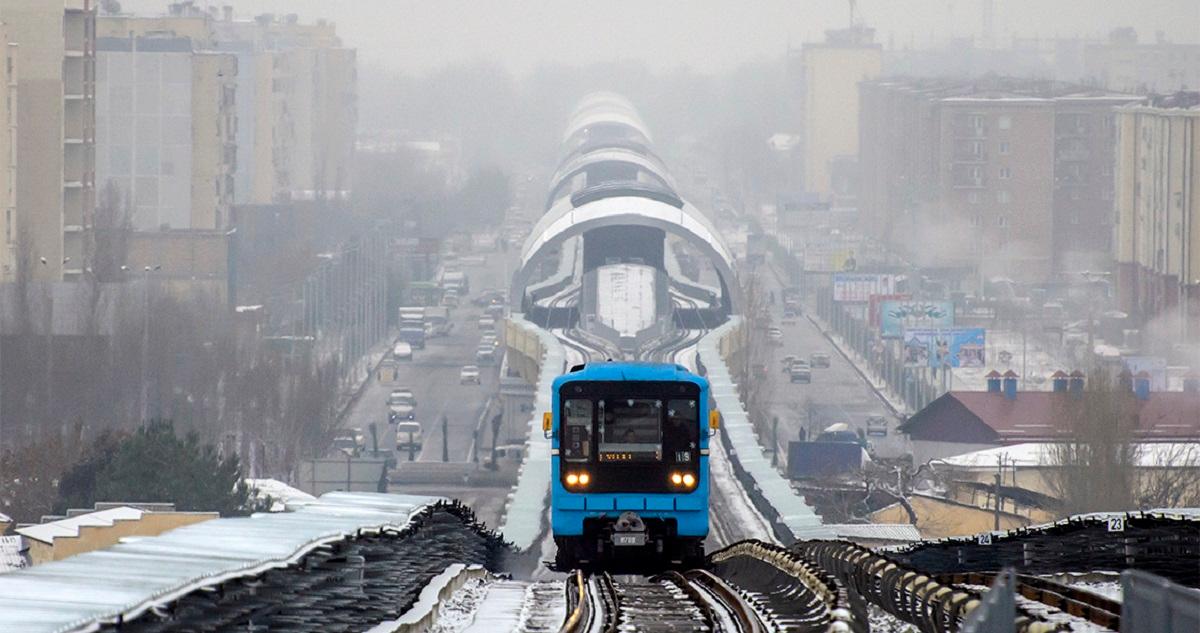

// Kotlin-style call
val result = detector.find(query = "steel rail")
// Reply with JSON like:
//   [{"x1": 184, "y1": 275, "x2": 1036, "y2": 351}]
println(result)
[
  {"x1": 937, "y1": 571, "x2": 1121, "y2": 631},
  {"x1": 558, "y1": 570, "x2": 591, "y2": 633}
]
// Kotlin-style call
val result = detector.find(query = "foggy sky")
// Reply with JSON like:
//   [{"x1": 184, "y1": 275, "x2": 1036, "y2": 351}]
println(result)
[{"x1": 123, "y1": 0, "x2": 1200, "y2": 74}]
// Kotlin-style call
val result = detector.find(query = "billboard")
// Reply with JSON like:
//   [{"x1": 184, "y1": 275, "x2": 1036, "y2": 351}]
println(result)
[
  {"x1": 869, "y1": 293, "x2": 911, "y2": 328},
  {"x1": 880, "y1": 300, "x2": 955, "y2": 339},
  {"x1": 803, "y1": 245, "x2": 857, "y2": 272},
  {"x1": 903, "y1": 328, "x2": 986, "y2": 368},
  {"x1": 833, "y1": 273, "x2": 896, "y2": 303}
]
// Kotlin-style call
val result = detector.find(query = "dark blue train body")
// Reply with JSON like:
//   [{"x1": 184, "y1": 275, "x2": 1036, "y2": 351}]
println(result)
[{"x1": 547, "y1": 362, "x2": 714, "y2": 570}]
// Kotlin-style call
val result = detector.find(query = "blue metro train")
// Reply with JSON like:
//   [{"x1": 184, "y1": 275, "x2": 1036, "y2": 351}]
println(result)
[{"x1": 544, "y1": 361, "x2": 718, "y2": 570}]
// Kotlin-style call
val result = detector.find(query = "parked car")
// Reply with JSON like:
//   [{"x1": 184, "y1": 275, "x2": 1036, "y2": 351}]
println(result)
[
  {"x1": 476, "y1": 344, "x2": 496, "y2": 364},
  {"x1": 767, "y1": 327, "x2": 784, "y2": 344},
  {"x1": 478, "y1": 316, "x2": 496, "y2": 331},
  {"x1": 809, "y1": 352, "x2": 831, "y2": 368},
  {"x1": 392, "y1": 341, "x2": 413, "y2": 360},
  {"x1": 780, "y1": 355, "x2": 798, "y2": 372},
  {"x1": 331, "y1": 429, "x2": 363, "y2": 456},
  {"x1": 460, "y1": 365, "x2": 481, "y2": 384},
  {"x1": 442, "y1": 290, "x2": 460, "y2": 308},
  {"x1": 485, "y1": 303, "x2": 506, "y2": 319},
  {"x1": 395, "y1": 421, "x2": 423, "y2": 453},
  {"x1": 481, "y1": 333, "x2": 499, "y2": 348}
]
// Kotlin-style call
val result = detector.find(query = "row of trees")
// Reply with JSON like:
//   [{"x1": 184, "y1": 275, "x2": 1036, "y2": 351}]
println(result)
[{"x1": 1, "y1": 420, "x2": 251, "y2": 523}]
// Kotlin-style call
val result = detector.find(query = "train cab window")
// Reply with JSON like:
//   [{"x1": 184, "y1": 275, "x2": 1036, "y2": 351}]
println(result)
[
  {"x1": 562, "y1": 399, "x2": 592, "y2": 462},
  {"x1": 598, "y1": 399, "x2": 662, "y2": 462},
  {"x1": 665, "y1": 399, "x2": 699, "y2": 463}
]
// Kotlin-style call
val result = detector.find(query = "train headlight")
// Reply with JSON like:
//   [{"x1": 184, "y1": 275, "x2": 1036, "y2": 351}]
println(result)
[
  {"x1": 564, "y1": 471, "x2": 590, "y2": 489},
  {"x1": 670, "y1": 471, "x2": 696, "y2": 489},
  {"x1": 682, "y1": 473, "x2": 696, "y2": 488},
  {"x1": 670, "y1": 472, "x2": 684, "y2": 486}
]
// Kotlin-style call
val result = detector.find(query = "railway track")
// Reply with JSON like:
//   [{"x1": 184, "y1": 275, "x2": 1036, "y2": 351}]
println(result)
[
  {"x1": 561, "y1": 570, "x2": 769, "y2": 633},
  {"x1": 937, "y1": 572, "x2": 1122, "y2": 631}
]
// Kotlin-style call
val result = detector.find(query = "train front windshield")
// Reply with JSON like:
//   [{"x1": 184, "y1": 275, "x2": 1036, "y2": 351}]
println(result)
[{"x1": 559, "y1": 381, "x2": 701, "y2": 492}]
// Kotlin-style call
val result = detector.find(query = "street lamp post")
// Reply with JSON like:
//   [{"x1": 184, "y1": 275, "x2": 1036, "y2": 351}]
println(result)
[{"x1": 135, "y1": 264, "x2": 161, "y2": 423}]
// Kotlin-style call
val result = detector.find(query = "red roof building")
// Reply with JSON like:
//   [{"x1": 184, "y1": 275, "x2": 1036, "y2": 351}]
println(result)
[{"x1": 900, "y1": 386, "x2": 1200, "y2": 463}]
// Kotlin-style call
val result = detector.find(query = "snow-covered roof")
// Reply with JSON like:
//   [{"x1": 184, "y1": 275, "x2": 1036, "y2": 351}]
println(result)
[
  {"x1": 515, "y1": 193, "x2": 738, "y2": 311},
  {"x1": 16, "y1": 507, "x2": 145, "y2": 545},
  {"x1": 936, "y1": 442, "x2": 1200, "y2": 469},
  {"x1": 827, "y1": 523, "x2": 922, "y2": 543},
  {"x1": 596, "y1": 264, "x2": 657, "y2": 337},
  {"x1": 245, "y1": 478, "x2": 317, "y2": 512},
  {"x1": 0, "y1": 492, "x2": 444, "y2": 633}
]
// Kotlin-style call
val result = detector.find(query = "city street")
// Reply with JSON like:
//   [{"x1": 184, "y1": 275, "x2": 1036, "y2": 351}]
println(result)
[
  {"x1": 340, "y1": 246, "x2": 516, "y2": 465},
  {"x1": 755, "y1": 260, "x2": 907, "y2": 462}
]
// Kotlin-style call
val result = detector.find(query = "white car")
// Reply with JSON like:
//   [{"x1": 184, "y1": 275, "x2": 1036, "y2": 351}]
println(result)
[
  {"x1": 767, "y1": 327, "x2": 784, "y2": 344},
  {"x1": 460, "y1": 365, "x2": 481, "y2": 384},
  {"x1": 475, "y1": 345, "x2": 496, "y2": 364},
  {"x1": 478, "y1": 316, "x2": 496, "y2": 330},
  {"x1": 392, "y1": 341, "x2": 413, "y2": 360},
  {"x1": 395, "y1": 421, "x2": 423, "y2": 452}
]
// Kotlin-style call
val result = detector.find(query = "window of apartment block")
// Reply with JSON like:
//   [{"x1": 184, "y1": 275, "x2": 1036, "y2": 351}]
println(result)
[
  {"x1": 968, "y1": 191, "x2": 981, "y2": 204},
  {"x1": 996, "y1": 190, "x2": 1011, "y2": 204},
  {"x1": 5, "y1": 209, "x2": 10, "y2": 243},
  {"x1": 998, "y1": 167, "x2": 1011, "y2": 180},
  {"x1": 999, "y1": 141, "x2": 1010, "y2": 155},
  {"x1": 969, "y1": 215, "x2": 980, "y2": 227},
  {"x1": 998, "y1": 115, "x2": 1012, "y2": 130},
  {"x1": 1070, "y1": 214, "x2": 1080, "y2": 225},
  {"x1": 996, "y1": 215, "x2": 1009, "y2": 227},
  {"x1": 1070, "y1": 189, "x2": 1081, "y2": 200},
  {"x1": 969, "y1": 115, "x2": 984, "y2": 129}
]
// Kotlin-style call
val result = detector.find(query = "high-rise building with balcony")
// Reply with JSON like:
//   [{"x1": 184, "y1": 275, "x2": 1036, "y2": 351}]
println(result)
[{"x1": 0, "y1": 0, "x2": 96, "y2": 281}]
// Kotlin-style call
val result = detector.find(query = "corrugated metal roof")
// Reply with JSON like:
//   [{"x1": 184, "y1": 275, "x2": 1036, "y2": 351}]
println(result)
[
  {"x1": 16, "y1": 507, "x2": 145, "y2": 545},
  {"x1": 827, "y1": 523, "x2": 922, "y2": 542},
  {"x1": 0, "y1": 492, "x2": 443, "y2": 633}
]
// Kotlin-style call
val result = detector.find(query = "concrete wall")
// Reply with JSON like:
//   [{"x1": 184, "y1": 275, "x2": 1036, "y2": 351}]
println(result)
[{"x1": 871, "y1": 494, "x2": 1028, "y2": 539}]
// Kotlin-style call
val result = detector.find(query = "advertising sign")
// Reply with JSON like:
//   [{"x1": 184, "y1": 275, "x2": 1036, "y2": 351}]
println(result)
[
  {"x1": 869, "y1": 293, "x2": 911, "y2": 328},
  {"x1": 1123, "y1": 356, "x2": 1168, "y2": 390},
  {"x1": 902, "y1": 328, "x2": 986, "y2": 368},
  {"x1": 880, "y1": 300, "x2": 955, "y2": 339},
  {"x1": 803, "y1": 245, "x2": 857, "y2": 272},
  {"x1": 833, "y1": 273, "x2": 895, "y2": 303}
]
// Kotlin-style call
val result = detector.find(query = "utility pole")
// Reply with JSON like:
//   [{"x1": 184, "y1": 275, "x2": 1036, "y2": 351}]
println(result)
[
  {"x1": 441, "y1": 415, "x2": 449, "y2": 462},
  {"x1": 993, "y1": 472, "x2": 1003, "y2": 531}
]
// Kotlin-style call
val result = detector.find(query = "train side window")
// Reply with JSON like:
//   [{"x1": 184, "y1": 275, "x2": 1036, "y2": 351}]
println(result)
[
  {"x1": 666, "y1": 399, "x2": 698, "y2": 463},
  {"x1": 563, "y1": 399, "x2": 592, "y2": 462}
]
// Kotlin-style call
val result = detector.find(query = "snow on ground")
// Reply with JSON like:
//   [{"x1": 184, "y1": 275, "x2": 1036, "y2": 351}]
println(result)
[
  {"x1": 430, "y1": 576, "x2": 495, "y2": 633},
  {"x1": 596, "y1": 264, "x2": 656, "y2": 337},
  {"x1": 953, "y1": 329, "x2": 1067, "y2": 391}
]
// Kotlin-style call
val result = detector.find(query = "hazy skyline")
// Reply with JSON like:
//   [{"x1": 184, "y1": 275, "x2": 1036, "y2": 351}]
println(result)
[{"x1": 121, "y1": 0, "x2": 1200, "y2": 74}]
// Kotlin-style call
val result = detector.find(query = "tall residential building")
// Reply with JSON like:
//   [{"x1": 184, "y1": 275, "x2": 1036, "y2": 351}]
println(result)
[
  {"x1": 1085, "y1": 29, "x2": 1200, "y2": 94},
  {"x1": 213, "y1": 13, "x2": 356, "y2": 204},
  {"x1": 796, "y1": 26, "x2": 881, "y2": 201},
  {"x1": 0, "y1": 0, "x2": 96, "y2": 281},
  {"x1": 94, "y1": 32, "x2": 236, "y2": 230},
  {"x1": 0, "y1": 27, "x2": 15, "y2": 281},
  {"x1": 1113, "y1": 94, "x2": 1200, "y2": 334},
  {"x1": 859, "y1": 77, "x2": 1141, "y2": 285}
]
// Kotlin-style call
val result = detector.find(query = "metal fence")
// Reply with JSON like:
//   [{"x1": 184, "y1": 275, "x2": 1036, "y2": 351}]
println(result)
[
  {"x1": 1121, "y1": 569, "x2": 1200, "y2": 633},
  {"x1": 889, "y1": 511, "x2": 1200, "y2": 588}
]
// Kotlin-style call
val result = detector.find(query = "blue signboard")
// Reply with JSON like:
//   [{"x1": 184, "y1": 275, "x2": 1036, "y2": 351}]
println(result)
[
  {"x1": 879, "y1": 300, "x2": 954, "y2": 339},
  {"x1": 903, "y1": 328, "x2": 986, "y2": 368}
]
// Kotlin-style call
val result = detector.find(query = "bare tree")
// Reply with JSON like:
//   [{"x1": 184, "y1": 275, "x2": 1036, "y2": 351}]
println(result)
[{"x1": 1047, "y1": 369, "x2": 1139, "y2": 515}]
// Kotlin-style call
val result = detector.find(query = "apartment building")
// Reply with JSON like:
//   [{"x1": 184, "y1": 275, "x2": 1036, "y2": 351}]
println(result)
[
  {"x1": 1085, "y1": 28, "x2": 1200, "y2": 94},
  {"x1": 213, "y1": 13, "x2": 356, "y2": 204},
  {"x1": 860, "y1": 77, "x2": 1141, "y2": 286},
  {"x1": 1113, "y1": 94, "x2": 1200, "y2": 335},
  {"x1": 0, "y1": 0, "x2": 96, "y2": 281},
  {"x1": 0, "y1": 24, "x2": 15, "y2": 281},
  {"x1": 795, "y1": 26, "x2": 881, "y2": 201}
]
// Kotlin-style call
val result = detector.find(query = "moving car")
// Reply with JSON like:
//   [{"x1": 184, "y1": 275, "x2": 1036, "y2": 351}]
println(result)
[
  {"x1": 809, "y1": 352, "x2": 830, "y2": 368},
  {"x1": 387, "y1": 389, "x2": 416, "y2": 421},
  {"x1": 392, "y1": 341, "x2": 413, "y2": 360},
  {"x1": 789, "y1": 360, "x2": 812, "y2": 384},
  {"x1": 767, "y1": 327, "x2": 784, "y2": 344},
  {"x1": 866, "y1": 415, "x2": 889, "y2": 437},
  {"x1": 331, "y1": 431, "x2": 362, "y2": 456},
  {"x1": 478, "y1": 316, "x2": 496, "y2": 331},
  {"x1": 395, "y1": 421, "x2": 423, "y2": 453},
  {"x1": 460, "y1": 365, "x2": 481, "y2": 384}
]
